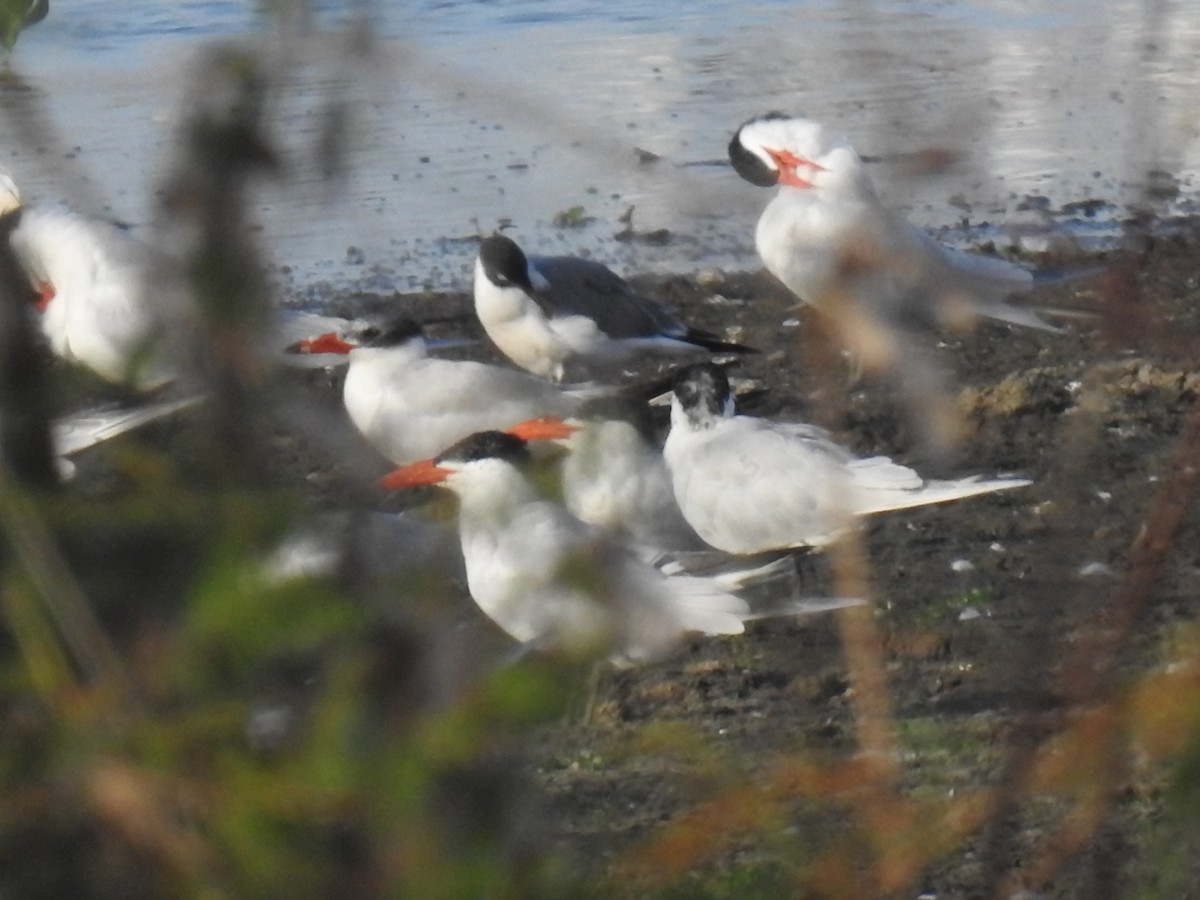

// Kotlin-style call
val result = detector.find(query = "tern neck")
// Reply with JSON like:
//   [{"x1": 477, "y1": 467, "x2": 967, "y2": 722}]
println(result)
[
  {"x1": 672, "y1": 397, "x2": 719, "y2": 432},
  {"x1": 811, "y1": 145, "x2": 875, "y2": 200},
  {"x1": 452, "y1": 462, "x2": 541, "y2": 527}
]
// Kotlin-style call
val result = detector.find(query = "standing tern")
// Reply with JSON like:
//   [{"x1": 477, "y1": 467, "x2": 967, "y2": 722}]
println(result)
[
  {"x1": 505, "y1": 401, "x2": 708, "y2": 559},
  {"x1": 473, "y1": 234, "x2": 755, "y2": 382},
  {"x1": 727, "y1": 113, "x2": 1061, "y2": 370},
  {"x1": 378, "y1": 429, "x2": 752, "y2": 663},
  {"x1": 380, "y1": 430, "x2": 857, "y2": 663},
  {"x1": 662, "y1": 363, "x2": 1031, "y2": 555},
  {"x1": 506, "y1": 410, "x2": 800, "y2": 595},
  {"x1": 288, "y1": 317, "x2": 592, "y2": 465}
]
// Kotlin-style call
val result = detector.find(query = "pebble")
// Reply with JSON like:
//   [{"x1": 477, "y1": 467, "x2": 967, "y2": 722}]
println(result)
[{"x1": 1078, "y1": 561, "x2": 1115, "y2": 578}]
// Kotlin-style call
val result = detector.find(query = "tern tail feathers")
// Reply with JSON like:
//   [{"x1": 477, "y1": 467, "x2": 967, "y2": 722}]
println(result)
[
  {"x1": 1031, "y1": 264, "x2": 1107, "y2": 287},
  {"x1": 561, "y1": 381, "x2": 620, "y2": 402},
  {"x1": 938, "y1": 243, "x2": 1034, "y2": 288},
  {"x1": 695, "y1": 554, "x2": 795, "y2": 590},
  {"x1": 741, "y1": 595, "x2": 866, "y2": 621},
  {"x1": 657, "y1": 575, "x2": 751, "y2": 636},
  {"x1": 974, "y1": 298, "x2": 1065, "y2": 334},
  {"x1": 935, "y1": 245, "x2": 1066, "y2": 333},
  {"x1": 676, "y1": 330, "x2": 759, "y2": 355},
  {"x1": 852, "y1": 475, "x2": 1031, "y2": 517},
  {"x1": 53, "y1": 394, "x2": 205, "y2": 457},
  {"x1": 660, "y1": 562, "x2": 858, "y2": 635}
]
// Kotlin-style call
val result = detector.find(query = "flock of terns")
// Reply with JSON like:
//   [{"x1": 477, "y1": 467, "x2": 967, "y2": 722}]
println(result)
[{"x1": 0, "y1": 112, "x2": 1077, "y2": 666}]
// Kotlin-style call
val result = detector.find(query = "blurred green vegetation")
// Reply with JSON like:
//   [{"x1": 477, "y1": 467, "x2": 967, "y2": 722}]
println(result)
[
  {"x1": 0, "y1": 24, "x2": 584, "y2": 898},
  {"x1": 0, "y1": 331, "x2": 589, "y2": 899},
  {"x1": 0, "y1": 0, "x2": 46, "y2": 52}
]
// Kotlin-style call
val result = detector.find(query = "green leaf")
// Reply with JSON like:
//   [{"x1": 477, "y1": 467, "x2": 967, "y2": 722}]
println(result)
[{"x1": 0, "y1": 0, "x2": 49, "y2": 51}]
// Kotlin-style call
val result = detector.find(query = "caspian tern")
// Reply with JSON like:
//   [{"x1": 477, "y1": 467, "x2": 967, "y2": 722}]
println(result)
[
  {"x1": 273, "y1": 310, "x2": 388, "y2": 368},
  {"x1": 506, "y1": 409, "x2": 805, "y2": 599},
  {"x1": 473, "y1": 234, "x2": 755, "y2": 382},
  {"x1": 0, "y1": 173, "x2": 359, "y2": 388},
  {"x1": 0, "y1": 172, "x2": 185, "y2": 389},
  {"x1": 379, "y1": 430, "x2": 857, "y2": 663},
  {"x1": 662, "y1": 363, "x2": 1031, "y2": 555},
  {"x1": 378, "y1": 429, "x2": 751, "y2": 663},
  {"x1": 505, "y1": 401, "x2": 707, "y2": 559},
  {"x1": 288, "y1": 317, "x2": 591, "y2": 465},
  {"x1": 727, "y1": 113, "x2": 1060, "y2": 369}
]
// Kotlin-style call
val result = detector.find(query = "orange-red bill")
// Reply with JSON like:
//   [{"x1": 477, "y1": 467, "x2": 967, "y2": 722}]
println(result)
[
  {"x1": 378, "y1": 457, "x2": 450, "y2": 490},
  {"x1": 287, "y1": 332, "x2": 357, "y2": 355},
  {"x1": 505, "y1": 416, "x2": 580, "y2": 442},
  {"x1": 34, "y1": 281, "x2": 55, "y2": 312},
  {"x1": 766, "y1": 147, "x2": 825, "y2": 189}
]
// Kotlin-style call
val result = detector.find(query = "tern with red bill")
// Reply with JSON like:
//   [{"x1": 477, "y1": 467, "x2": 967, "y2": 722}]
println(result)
[
  {"x1": 727, "y1": 113, "x2": 1062, "y2": 370},
  {"x1": 663, "y1": 363, "x2": 1032, "y2": 555},
  {"x1": 288, "y1": 317, "x2": 590, "y2": 465},
  {"x1": 473, "y1": 234, "x2": 756, "y2": 382},
  {"x1": 380, "y1": 430, "x2": 858, "y2": 663},
  {"x1": 506, "y1": 401, "x2": 707, "y2": 560},
  {"x1": 379, "y1": 429, "x2": 746, "y2": 663},
  {"x1": 0, "y1": 173, "x2": 351, "y2": 390},
  {"x1": 0, "y1": 172, "x2": 184, "y2": 389}
]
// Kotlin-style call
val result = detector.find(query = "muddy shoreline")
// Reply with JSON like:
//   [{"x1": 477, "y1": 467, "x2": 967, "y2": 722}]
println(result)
[
  {"x1": 314, "y1": 226, "x2": 1199, "y2": 896},
  {"x1": 50, "y1": 218, "x2": 1200, "y2": 897}
]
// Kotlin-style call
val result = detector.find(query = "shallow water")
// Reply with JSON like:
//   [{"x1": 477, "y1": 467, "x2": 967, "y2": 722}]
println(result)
[{"x1": 3, "y1": 0, "x2": 1199, "y2": 294}]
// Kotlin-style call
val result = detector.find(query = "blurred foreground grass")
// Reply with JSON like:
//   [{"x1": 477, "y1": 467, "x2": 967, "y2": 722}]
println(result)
[{"x1": 0, "y1": 22, "x2": 583, "y2": 898}]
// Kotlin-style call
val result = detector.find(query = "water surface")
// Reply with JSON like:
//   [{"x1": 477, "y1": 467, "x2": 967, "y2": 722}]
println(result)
[{"x1": 4, "y1": 0, "x2": 1198, "y2": 294}]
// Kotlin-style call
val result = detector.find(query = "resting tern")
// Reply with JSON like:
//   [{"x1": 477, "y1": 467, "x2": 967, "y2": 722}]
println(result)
[
  {"x1": 0, "y1": 173, "x2": 363, "y2": 388},
  {"x1": 507, "y1": 410, "x2": 804, "y2": 599},
  {"x1": 662, "y1": 363, "x2": 1031, "y2": 555},
  {"x1": 0, "y1": 173, "x2": 187, "y2": 389},
  {"x1": 727, "y1": 113, "x2": 1060, "y2": 369},
  {"x1": 473, "y1": 234, "x2": 755, "y2": 382},
  {"x1": 288, "y1": 317, "x2": 589, "y2": 465},
  {"x1": 378, "y1": 429, "x2": 754, "y2": 663},
  {"x1": 505, "y1": 401, "x2": 707, "y2": 559}
]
